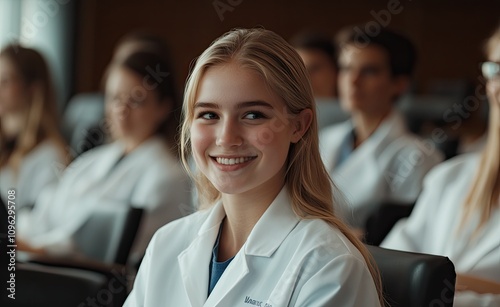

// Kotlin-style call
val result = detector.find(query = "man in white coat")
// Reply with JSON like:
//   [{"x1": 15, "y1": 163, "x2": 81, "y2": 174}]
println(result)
[{"x1": 320, "y1": 26, "x2": 443, "y2": 229}]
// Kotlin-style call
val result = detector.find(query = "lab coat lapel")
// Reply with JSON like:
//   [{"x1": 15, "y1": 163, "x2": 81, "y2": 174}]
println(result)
[
  {"x1": 203, "y1": 249, "x2": 250, "y2": 307},
  {"x1": 244, "y1": 187, "x2": 300, "y2": 257},
  {"x1": 66, "y1": 141, "x2": 125, "y2": 195},
  {"x1": 205, "y1": 187, "x2": 300, "y2": 307},
  {"x1": 335, "y1": 111, "x2": 405, "y2": 179},
  {"x1": 178, "y1": 201, "x2": 226, "y2": 307},
  {"x1": 103, "y1": 138, "x2": 161, "y2": 180}
]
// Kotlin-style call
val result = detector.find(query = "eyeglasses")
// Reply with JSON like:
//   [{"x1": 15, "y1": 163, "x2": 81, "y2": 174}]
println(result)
[
  {"x1": 481, "y1": 61, "x2": 500, "y2": 80},
  {"x1": 108, "y1": 96, "x2": 145, "y2": 109}
]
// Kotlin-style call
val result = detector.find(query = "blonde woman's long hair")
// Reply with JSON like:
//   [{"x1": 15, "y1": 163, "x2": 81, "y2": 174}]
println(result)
[
  {"x1": 0, "y1": 45, "x2": 68, "y2": 172},
  {"x1": 460, "y1": 24, "x2": 500, "y2": 233},
  {"x1": 180, "y1": 28, "x2": 384, "y2": 305}
]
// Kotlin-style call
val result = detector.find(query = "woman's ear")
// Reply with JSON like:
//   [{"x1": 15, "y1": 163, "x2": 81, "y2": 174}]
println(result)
[{"x1": 291, "y1": 108, "x2": 313, "y2": 143}]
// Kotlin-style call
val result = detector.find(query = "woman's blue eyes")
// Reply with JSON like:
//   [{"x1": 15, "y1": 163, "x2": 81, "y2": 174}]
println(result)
[
  {"x1": 197, "y1": 111, "x2": 267, "y2": 120},
  {"x1": 244, "y1": 111, "x2": 267, "y2": 119},
  {"x1": 199, "y1": 112, "x2": 218, "y2": 120}
]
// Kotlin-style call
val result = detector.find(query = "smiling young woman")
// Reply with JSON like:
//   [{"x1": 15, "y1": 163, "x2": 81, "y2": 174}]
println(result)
[{"x1": 124, "y1": 28, "x2": 384, "y2": 307}]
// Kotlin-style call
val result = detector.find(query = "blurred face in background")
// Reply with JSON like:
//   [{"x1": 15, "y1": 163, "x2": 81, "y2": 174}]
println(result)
[
  {"x1": 0, "y1": 56, "x2": 27, "y2": 116},
  {"x1": 337, "y1": 44, "x2": 402, "y2": 116},
  {"x1": 485, "y1": 39, "x2": 500, "y2": 112},
  {"x1": 105, "y1": 67, "x2": 169, "y2": 148},
  {"x1": 297, "y1": 48, "x2": 337, "y2": 98}
]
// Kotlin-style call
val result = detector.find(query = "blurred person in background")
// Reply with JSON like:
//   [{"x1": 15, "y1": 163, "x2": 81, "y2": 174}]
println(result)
[
  {"x1": 320, "y1": 26, "x2": 443, "y2": 232},
  {"x1": 290, "y1": 30, "x2": 349, "y2": 129},
  {"x1": 65, "y1": 31, "x2": 177, "y2": 155},
  {"x1": 17, "y1": 50, "x2": 192, "y2": 264},
  {"x1": 0, "y1": 45, "x2": 68, "y2": 210},
  {"x1": 382, "y1": 23, "x2": 500, "y2": 307}
]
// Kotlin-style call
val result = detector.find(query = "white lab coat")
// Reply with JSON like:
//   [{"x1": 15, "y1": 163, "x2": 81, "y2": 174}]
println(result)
[
  {"x1": 18, "y1": 137, "x2": 192, "y2": 259},
  {"x1": 125, "y1": 187, "x2": 381, "y2": 307},
  {"x1": 381, "y1": 153, "x2": 500, "y2": 307},
  {"x1": 319, "y1": 111, "x2": 443, "y2": 227},
  {"x1": 0, "y1": 140, "x2": 65, "y2": 210}
]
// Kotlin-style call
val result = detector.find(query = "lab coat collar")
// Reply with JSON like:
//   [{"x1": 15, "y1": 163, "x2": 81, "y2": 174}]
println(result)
[
  {"x1": 348, "y1": 110, "x2": 407, "y2": 145},
  {"x1": 378, "y1": 110, "x2": 408, "y2": 139},
  {"x1": 243, "y1": 186, "x2": 300, "y2": 257},
  {"x1": 178, "y1": 206, "x2": 223, "y2": 307},
  {"x1": 339, "y1": 109, "x2": 406, "y2": 163},
  {"x1": 197, "y1": 186, "x2": 300, "y2": 257},
  {"x1": 178, "y1": 186, "x2": 300, "y2": 307}
]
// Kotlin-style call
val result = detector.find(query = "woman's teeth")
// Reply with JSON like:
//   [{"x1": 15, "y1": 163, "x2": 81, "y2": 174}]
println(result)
[{"x1": 216, "y1": 157, "x2": 254, "y2": 165}]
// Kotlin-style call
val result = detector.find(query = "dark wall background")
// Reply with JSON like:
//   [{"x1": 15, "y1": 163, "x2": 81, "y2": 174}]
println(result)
[{"x1": 74, "y1": 0, "x2": 500, "y2": 96}]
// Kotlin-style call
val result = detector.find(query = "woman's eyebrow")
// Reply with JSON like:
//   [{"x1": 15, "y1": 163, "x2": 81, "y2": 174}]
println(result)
[
  {"x1": 237, "y1": 100, "x2": 274, "y2": 109},
  {"x1": 194, "y1": 102, "x2": 219, "y2": 109},
  {"x1": 194, "y1": 101, "x2": 274, "y2": 109}
]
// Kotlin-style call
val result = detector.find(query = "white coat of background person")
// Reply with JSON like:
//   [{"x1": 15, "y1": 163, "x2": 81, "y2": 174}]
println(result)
[
  {"x1": 17, "y1": 51, "x2": 192, "y2": 261},
  {"x1": 125, "y1": 28, "x2": 384, "y2": 307},
  {"x1": 382, "y1": 25, "x2": 500, "y2": 307},
  {"x1": 319, "y1": 26, "x2": 443, "y2": 229},
  {"x1": 0, "y1": 45, "x2": 69, "y2": 210}
]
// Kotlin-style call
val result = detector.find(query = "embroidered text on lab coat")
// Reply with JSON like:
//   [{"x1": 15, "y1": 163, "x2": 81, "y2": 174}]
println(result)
[{"x1": 244, "y1": 296, "x2": 272, "y2": 307}]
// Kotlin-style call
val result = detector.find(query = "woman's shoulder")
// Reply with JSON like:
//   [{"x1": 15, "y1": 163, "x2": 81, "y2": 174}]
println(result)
[
  {"x1": 425, "y1": 152, "x2": 480, "y2": 184},
  {"x1": 20, "y1": 140, "x2": 67, "y2": 174},
  {"x1": 26, "y1": 140, "x2": 65, "y2": 162},
  {"x1": 382, "y1": 132, "x2": 444, "y2": 164},
  {"x1": 290, "y1": 218, "x2": 366, "y2": 262}
]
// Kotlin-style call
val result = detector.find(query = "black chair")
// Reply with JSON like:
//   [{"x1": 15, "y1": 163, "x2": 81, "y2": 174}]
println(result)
[
  {"x1": 367, "y1": 245, "x2": 456, "y2": 307},
  {"x1": 0, "y1": 263, "x2": 109, "y2": 307},
  {"x1": 20, "y1": 206, "x2": 143, "y2": 306},
  {"x1": 364, "y1": 202, "x2": 415, "y2": 246},
  {"x1": 73, "y1": 206, "x2": 144, "y2": 265}
]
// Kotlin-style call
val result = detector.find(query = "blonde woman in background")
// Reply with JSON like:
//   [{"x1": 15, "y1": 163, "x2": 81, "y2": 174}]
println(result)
[
  {"x1": 382, "y1": 24, "x2": 500, "y2": 306},
  {"x1": 0, "y1": 45, "x2": 68, "y2": 210}
]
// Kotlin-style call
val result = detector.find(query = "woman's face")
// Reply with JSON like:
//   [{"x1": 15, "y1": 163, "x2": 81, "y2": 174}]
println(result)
[
  {"x1": 190, "y1": 62, "x2": 308, "y2": 198},
  {"x1": 105, "y1": 67, "x2": 169, "y2": 144},
  {"x1": 0, "y1": 56, "x2": 27, "y2": 116}
]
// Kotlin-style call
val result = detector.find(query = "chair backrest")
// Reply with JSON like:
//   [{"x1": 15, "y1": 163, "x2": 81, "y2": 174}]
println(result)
[
  {"x1": 367, "y1": 245, "x2": 456, "y2": 307},
  {"x1": 2, "y1": 263, "x2": 108, "y2": 307},
  {"x1": 73, "y1": 206, "x2": 143, "y2": 265},
  {"x1": 364, "y1": 202, "x2": 415, "y2": 246}
]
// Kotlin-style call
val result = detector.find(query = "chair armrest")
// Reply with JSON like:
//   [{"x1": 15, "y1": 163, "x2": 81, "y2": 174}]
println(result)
[{"x1": 18, "y1": 251, "x2": 127, "y2": 280}]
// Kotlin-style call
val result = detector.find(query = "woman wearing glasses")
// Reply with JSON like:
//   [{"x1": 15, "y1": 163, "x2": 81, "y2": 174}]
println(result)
[
  {"x1": 0, "y1": 45, "x2": 69, "y2": 210},
  {"x1": 17, "y1": 51, "x2": 191, "y2": 262},
  {"x1": 382, "y1": 24, "x2": 500, "y2": 306}
]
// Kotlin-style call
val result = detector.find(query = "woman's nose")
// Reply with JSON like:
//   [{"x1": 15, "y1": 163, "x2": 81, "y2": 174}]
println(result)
[
  {"x1": 112, "y1": 99, "x2": 130, "y2": 120},
  {"x1": 216, "y1": 118, "x2": 243, "y2": 147}
]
